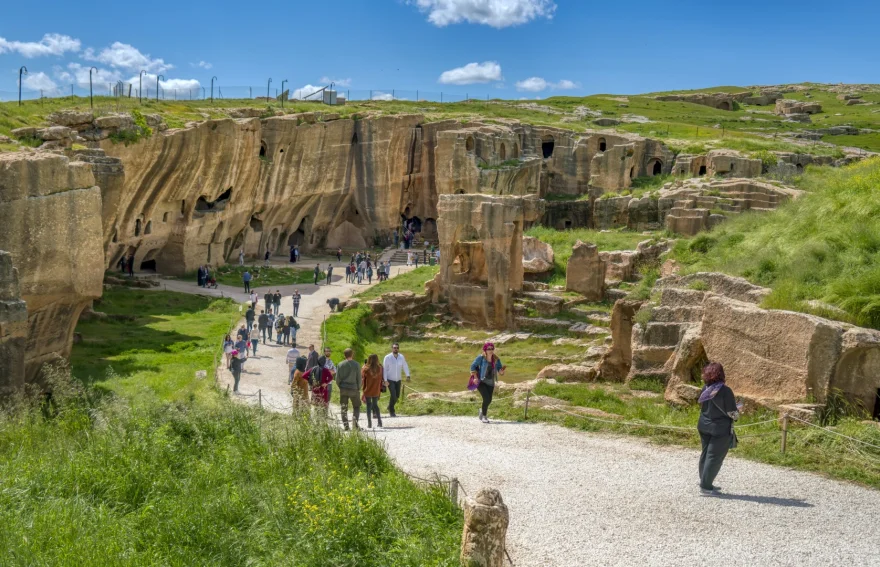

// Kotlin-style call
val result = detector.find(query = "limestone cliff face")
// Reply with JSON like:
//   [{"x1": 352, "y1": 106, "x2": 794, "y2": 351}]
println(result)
[
  {"x1": 0, "y1": 153, "x2": 104, "y2": 380},
  {"x1": 0, "y1": 251, "x2": 27, "y2": 393},
  {"x1": 98, "y1": 114, "x2": 463, "y2": 274}
]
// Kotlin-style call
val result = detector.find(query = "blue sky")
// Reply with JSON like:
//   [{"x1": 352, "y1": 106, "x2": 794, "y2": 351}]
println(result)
[{"x1": 2, "y1": 0, "x2": 878, "y2": 100}]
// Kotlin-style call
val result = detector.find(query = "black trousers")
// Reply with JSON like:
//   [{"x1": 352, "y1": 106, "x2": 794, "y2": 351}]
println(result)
[
  {"x1": 477, "y1": 381, "x2": 494, "y2": 416},
  {"x1": 244, "y1": 281, "x2": 250, "y2": 293},
  {"x1": 293, "y1": 303, "x2": 300, "y2": 316},
  {"x1": 387, "y1": 380, "x2": 402, "y2": 414},
  {"x1": 699, "y1": 432, "x2": 731, "y2": 490}
]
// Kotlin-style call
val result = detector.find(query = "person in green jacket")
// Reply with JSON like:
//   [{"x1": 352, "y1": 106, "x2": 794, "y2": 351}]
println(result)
[
  {"x1": 336, "y1": 348, "x2": 362, "y2": 430},
  {"x1": 697, "y1": 362, "x2": 743, "y2": 495}
]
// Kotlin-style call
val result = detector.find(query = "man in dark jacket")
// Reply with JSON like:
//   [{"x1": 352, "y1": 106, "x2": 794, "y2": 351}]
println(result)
[
  {"x1": 258, "y1": 310, "x2": 269, "y2": 341},
  {"x1": 245, "y1": 306, "x2": 255, "y2": 330},
  {"x1": 263, "y1": 291, "x2": 273, "y2": 313}
]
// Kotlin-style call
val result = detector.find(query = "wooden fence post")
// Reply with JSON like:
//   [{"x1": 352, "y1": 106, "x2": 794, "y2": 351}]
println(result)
[
  {"x1": 781, "y1": 413, "x2": 789, "y2": 454},
  {"x1": 524, "y1": 390, "x2": 531, "y2": 420}
]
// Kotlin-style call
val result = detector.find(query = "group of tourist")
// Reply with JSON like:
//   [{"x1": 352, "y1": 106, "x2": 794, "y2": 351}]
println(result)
[
  {"x1": 196, "y1": 265, "x2": 217, "y2": 288},
  {"x1": 116, "y1": 253, "x2": 135, "y2": 277},
  {"x1": 285, "y1": 342, "x2": 412, "y2": 430}
]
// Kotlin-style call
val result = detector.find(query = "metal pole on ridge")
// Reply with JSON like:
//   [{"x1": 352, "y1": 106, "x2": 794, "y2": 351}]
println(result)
[
  {"x1": 18, "y1": 66, "x2": 27, "y2": 106},
  {"x1": 156, "y1": 75, "x2": 165, "y2": 101},
  {"x1": 88, "y1": 67, "x2": 97, "y2": 109},
  {"x1": 267, "y1": 78, "x2": 272, "y2": 102},
  {"x1": 211, "y1": 76, "x2": 217, "y2": 104},
  {"x1": 281, "y1": 79, "x2": 287, "y2": 108}
]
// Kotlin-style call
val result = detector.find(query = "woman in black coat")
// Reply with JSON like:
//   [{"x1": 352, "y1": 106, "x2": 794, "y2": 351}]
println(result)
[{"x1": 697, "y1": 362, "x2": 742, "y2": 495}]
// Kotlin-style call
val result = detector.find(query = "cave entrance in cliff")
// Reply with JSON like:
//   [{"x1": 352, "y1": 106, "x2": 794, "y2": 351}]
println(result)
[
  {"x1": 598, "y1": 138, "x2": 607, "y2": 152},
  {"x1": 500, "y1": 143, "x2": 506, "y2": 160},
  {"x1": 466, "y1": 136, "x2": 475, "y2": 153},
  {"x1": 796, "y1": 163, "x2": 804, "y2": 174},
  {"x1": 629, "y1": 167, "x2": 635, "y2": 180},
  {"x1": 698, "y1": 165, "x2": 707, "y2": 176},
  {"x1": 135, "y1": 219, "x2": 142, "y2": 237},
  {"x1": 649, "y1": 159, "x2": 663, "y2": 176},
  {"x1": 564, "y1": 219, "x2": 573, "y2": 229},
  {"x1": 718, "y1": 101, "x2": 731, "y2": 111},
  {"x1": 351, "y1": 131, "x2": 358, "y2": 145},
  {"x1": 249, "y1": 216, "x2": 264, "y2": 232},
  {"x1": 139, "y1": 249, "x2": 159, "y2": 272},
  {"x1": 259, "y1": 141, "x2": 267, "y2": 158},
  {"x1": 196, "y1": 188, "x2": 232, "y2": 213},
  {"x1": 541, "y1": 135, "x2": 555, "y2": 159}
]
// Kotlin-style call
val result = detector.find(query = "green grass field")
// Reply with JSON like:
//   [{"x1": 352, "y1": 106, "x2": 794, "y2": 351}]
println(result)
[
  {"x1": 671, "y1": 157, "x2": 880, "y2": 328},
  {"x1": 182, "y1": 264, "x2": 319, "y2": 288}
]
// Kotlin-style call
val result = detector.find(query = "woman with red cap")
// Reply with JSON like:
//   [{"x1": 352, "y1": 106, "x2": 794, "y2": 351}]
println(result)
[{"x1": 470, "y1": 342, "x2": 505, "y2": 423}]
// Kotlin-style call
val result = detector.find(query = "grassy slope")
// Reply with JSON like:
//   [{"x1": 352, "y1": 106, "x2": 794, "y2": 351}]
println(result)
[
  {"x1": 672, "y1": 157, "x2": 880, "y2": 328},
  {"x1": 2, "y1": 83, "x2": 877, "y2": 155},
  {"x1": 177, "y1": 264, "x2": 319, "y2": 288},
  {"x1": 11, "y1": 286, "x2": 463, "y2": 565},
  {"x1": 71, "y1": 288, "x2": 239, "y2": 404}
]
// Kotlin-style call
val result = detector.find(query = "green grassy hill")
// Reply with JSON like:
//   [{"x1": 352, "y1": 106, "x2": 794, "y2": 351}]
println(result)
[
  {"x1": 2, "y1": 82, "x2": 878, "y2": 155},
  {"x1": 672, "y1": 157, "x2": 880, "y2": 328}
]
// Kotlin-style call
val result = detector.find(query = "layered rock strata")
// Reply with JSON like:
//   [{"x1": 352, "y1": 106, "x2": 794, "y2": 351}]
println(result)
[
  {"x1": 0, "y1": 153, "x2": 104, "y2": 380},
  {"x1": 0, "y1": 251, "x2": 27, "y2": 393}
]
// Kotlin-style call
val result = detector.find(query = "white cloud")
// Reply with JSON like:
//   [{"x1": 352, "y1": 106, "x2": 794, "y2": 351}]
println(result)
[
  {"x1": 515, "y1": 76, "x2": 579, "y2": 91},
  {"x1": 57, "y1": 63, "x2": 122, "y2": 88},
  {"x1": 320, "y1": 76, "x2": 352, "y2": 88},
  {"x1": 197, "y1": 60, "x2": 212, "y2": 69},
  {"x1": 21, "y1": 71, "x2": 60, "y2": 93},
  {"x1": 0, "y1": 33, "x2": 80, "y2": 58},
  {"x1": 371, "y1": 91, "x2": 395, "y2": 101},
  {"x1": 134, "y1": 73, "x2": 200, "y2": 93},
  {"x1": 438, "y1": 61, "x2": 502, "y2": 85},
  {"x1": 409, "y1": 0, "x2": 555, "y2": 28},
  {"x1": 84, "y1": 42, "x2": 171, "y2": 73},
  {"x1": 515, "y1": 76, "x2": 548, "y2": 92},
  {"x1": 292, "y1": 84, "x2": 325, "y2": 99}
]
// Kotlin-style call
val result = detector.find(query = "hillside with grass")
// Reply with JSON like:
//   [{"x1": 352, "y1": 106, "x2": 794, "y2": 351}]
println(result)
[
  {"x1": 2, "y1": 82, "x2": 878, "y2": 155},
  {"x1": 671, "y1": 157, "x2": 880, "y2": 328},
  {"x1": 0, "y1": 287, "x2": 463, "y2": 565}
]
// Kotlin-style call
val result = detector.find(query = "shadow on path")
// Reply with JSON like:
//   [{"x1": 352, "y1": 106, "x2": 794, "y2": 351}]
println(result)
[{"x1": 712, "y1": 493, "x2": 813, "y2": 508}]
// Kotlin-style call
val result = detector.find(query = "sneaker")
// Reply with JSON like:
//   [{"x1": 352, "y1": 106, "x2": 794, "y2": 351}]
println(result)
[
  {"x1": 699, "y1": 488, "x2": 715, "y2": 496},
  {"x1": 377, "y1": 421, "x2": 383, "y2": 428}
]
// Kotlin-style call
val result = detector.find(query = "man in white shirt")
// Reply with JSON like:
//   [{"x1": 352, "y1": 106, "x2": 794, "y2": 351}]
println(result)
[{"x1": 382, "y1": 343, "x2": 411, "y2": 417}]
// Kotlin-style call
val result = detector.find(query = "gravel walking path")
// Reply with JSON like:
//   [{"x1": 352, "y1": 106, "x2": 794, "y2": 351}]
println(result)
[
  {"x1": 374, "y1": 415, "x2": 880, "y2": 567},
  {"x1": 160, "y1": 255, "x2": 880, "y2": 567}
]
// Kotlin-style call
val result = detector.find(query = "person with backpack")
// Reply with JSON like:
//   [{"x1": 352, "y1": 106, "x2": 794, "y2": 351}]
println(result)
[
  {"x1": 281, "y1": 316, "x2": 291, "y2": 346},
  {"x1": 697, "y1": 362, "x2": 742, "y2": 496},
  {"x1": 314, "y1": 263, "x2": 321, "y2": 285},
  {"x1": 288, "y1": 315, "x2": 300, "y2": 347},
  {"x1": 336, "y1": 348, "x2": 362, "y2": 431},
  {"x1": 267, "y1": 311, "x2": 275, "y2": 342},
  {"x1": 470, "y1": 342, "x2": 505, "y2": 424},
  {"x1": 275, "y1": 313, "x2": 285, "y2": 345},
  {"x1": 362, "y1": 353, "x2": 385, "y2": 429}
]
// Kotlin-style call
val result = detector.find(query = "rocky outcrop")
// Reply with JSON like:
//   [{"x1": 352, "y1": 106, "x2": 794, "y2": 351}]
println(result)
[
  {"x1": 565, "y1": 241, "x2": 605, "y2": 300},
  {"x1": 436, "y1": 194, "x2": 543, "y2": 328},
  {"x1": 589, "y1": 135, "x2": 674, "y2": 192},
  {"x1": 0, "y1": 251, "x2": 27, "y2": 394},
  {"x1": 460, "y1": 488, "x2": 509, "y2": 567},
  {"x1": 654, "y1": 92, "x2": 744, "y2": 111},
  {"x1": 621, "y1": 272, "x2": 880, "y2": 410},
  {"x1": 522, "y1": 236, "x2": 554, "y2": 275},
  {"x1": 775, "y1": 99, "x2": 822, "y2": 116},
  {"x1": 598, "y1": 299, "x2": 643, "y2": 382},
  {"x1": 0, "y1": 153, "x2": 104, "y2": 381},
  {"x1": 671, "y1": 149, "x2": 762, "y2": 179},
  {"x1": 366, "y1": 291, "x2": 432, "y2": 327}
]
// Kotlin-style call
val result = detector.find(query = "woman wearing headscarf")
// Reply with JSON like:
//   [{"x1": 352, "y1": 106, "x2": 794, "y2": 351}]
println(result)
[
  {"x1": 697, "y1": 362, "x2": 743, "y2": 495},
  {"x1": 362, "y1": 354, "x2": 385, "y2": 429},
  {"x1": 289, "y1": 355, "x2": 310, "y2": 409},
  {"x1": 470, "y1": 342, "x2": 505, "y2": 423},
  {"x1": 305, "y1": 364, "x2": 334, "y2": 413}
]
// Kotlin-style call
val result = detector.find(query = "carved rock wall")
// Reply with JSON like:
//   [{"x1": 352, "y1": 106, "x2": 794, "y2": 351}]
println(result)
[
  {"x1": 0, "y1": 251, "x2": 27, "y2": 394},
  {"x1": 0, "y1": 153, "x2": 104, "y2": 381}
]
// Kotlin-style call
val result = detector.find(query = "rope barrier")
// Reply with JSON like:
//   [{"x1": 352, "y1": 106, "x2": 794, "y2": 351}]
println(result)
[{"x1": 788, "y1": 415, "x2": 880, "y2": 451}]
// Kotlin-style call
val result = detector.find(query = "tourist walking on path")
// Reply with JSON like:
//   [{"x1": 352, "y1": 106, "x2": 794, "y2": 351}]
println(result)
[
  {"x1": 292, "y1": 290, "x2": 301, "y2": 316},
  {"x1": 288, "y1": 315, "x2": 299, "y2": 347},
  {"x1": 281, "y1": 316, "x2": 291, "y2": 346},
  {"x1": 362, "y1": 354, "x2": 385, "y2": 429},
  {"x1": 305, "y1": 344, "x2": 319, "y2": 372},
  {"x1": 223, "y1": 334, "x2": 234, "y2": 369},
  {"x1": 289, "y1": 245, "x2": 296, "y2": 263},
  {"x1": 314, "y1": 263, "x2": 321, "y2": 285},
  {"x1": 274, "y1": 314, "x2": 285, "y2": 344},
  {"x1": 267, "y1": 312, "x2": 275, "y2": 342},
  {"x1": 697, "y1": 362, "x2": 742, "y2": 495},
  {"x1": 250, "y1": 324, "x2": 259, "y2": 356},
  {"x1": 264, "y1": 248, "x2": 271, "y2": 267},
  {"x1": 273, "y1": 290, "x2": 282, "y2": 314},
  {"x1": 470, "y1": 342, "x2": 505, "y2": 424},
  {"x1": 263, "y1": 291, "x2": 273, "y2": 314},
  {"x1": 249, "y1": 290, "x2": 258, "y2": 308},
  {"x1": 230, "y1": 349, "x2": 243, "y2": 392},
  {"x1": 336, "y1": 348, "x2": 362, "y2": 430},
  {"x1": 326, "y1": 264, "x2": 333, "y2": 285},
  {"x1": 286, "y1": 343, "x2": 301, "y2": 373},
  {"x1": 239, "y1": 249, "x2": 245, "y2": 266},
  {"x1": 242, "y1": 270, "x2": 252, "y2": 293},
  {"x1": 245, "y1": 306, "x2": 255, "y2": 331},
  {"x1": 294, "y1": 246, "x2": 300, "y2": 263},
  {"x1": 383, "y1": 343, "x2": 411, "y2": 417},
  {"x1": 318, "y1": 347, "x2": 337, "y2": 400},
  {"x1": 289, "y1": 355, "x2": 309, "y2": 409},
  {"x1": 336, "y1": 248, "x2": 342, "y2": 262},
  {"x1": 127, "y1": 254, "x2": 135, "y2": 277},
  {"x1": 258, "y1": 310, "x2": 269, "y2": 341},
  {"x1": 366, "y1": 264, "x2": 373, "y2": 284}
]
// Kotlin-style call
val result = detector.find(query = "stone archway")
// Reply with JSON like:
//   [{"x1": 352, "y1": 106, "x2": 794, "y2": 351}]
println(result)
[
  {"x1": 598, "y1": 138, "x2": 607, "y2": 152},
  {"x1": 648, "y1": 159, "x2": 663, "y2": 176},
  {"x1": 541, "y1": 135, "x2": 555, "y2": 159}
]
